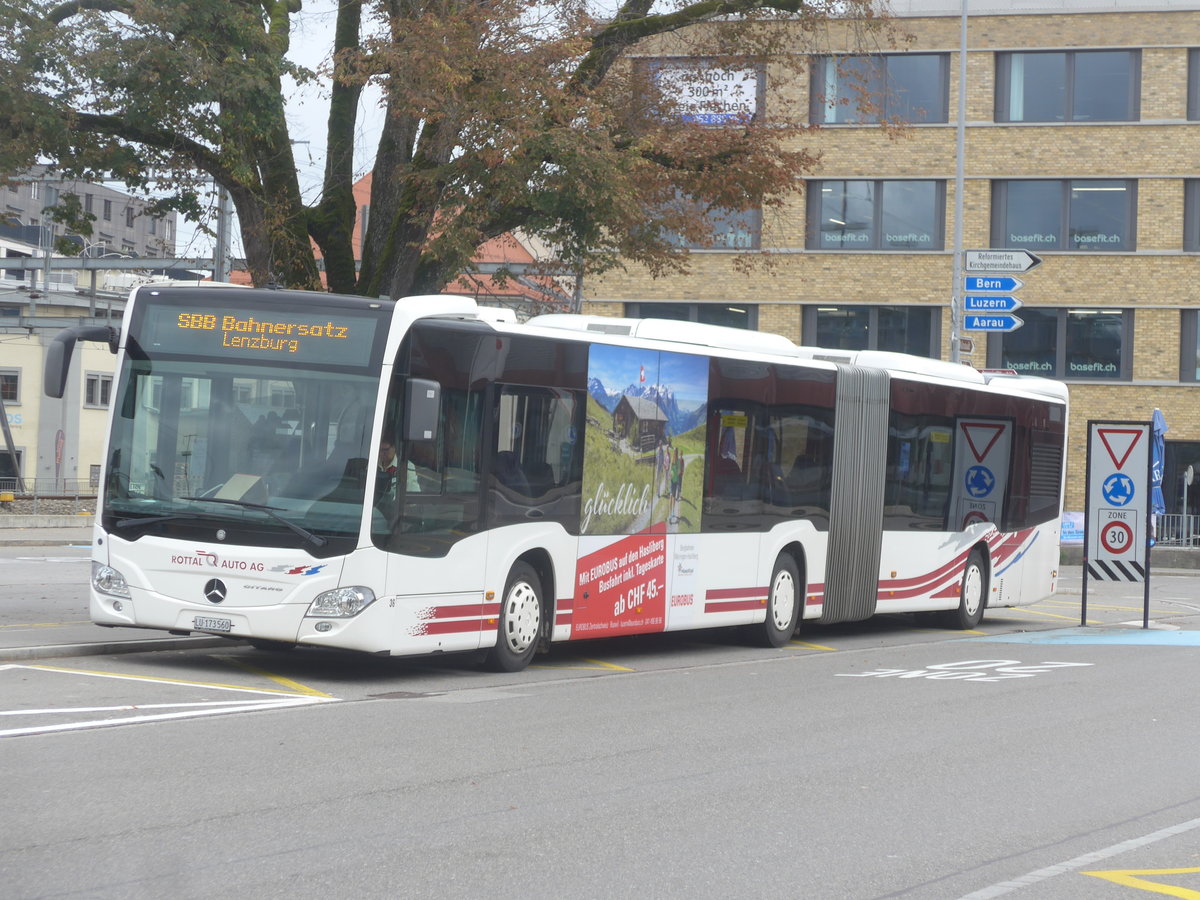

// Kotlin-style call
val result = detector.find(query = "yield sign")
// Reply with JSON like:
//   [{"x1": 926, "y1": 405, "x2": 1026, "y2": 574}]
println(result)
[
  {"x1": 961, "y1": 421, "x2": 1006, "y2": 463},
  {"x1": 1097, "y1": 428, "x2": 1144, "y2": 471}
]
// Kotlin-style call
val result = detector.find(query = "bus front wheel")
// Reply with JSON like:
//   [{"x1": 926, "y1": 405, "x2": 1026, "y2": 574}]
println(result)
[
  {"x1": 946, "y1": 549, "x2": 988, "y2": 630},
  {"x1": 485, "y1": 561, "x2": 543, "y2": 672},
  {"x1": 755, "y1": 554, "x2": 801, "y2": 648}
]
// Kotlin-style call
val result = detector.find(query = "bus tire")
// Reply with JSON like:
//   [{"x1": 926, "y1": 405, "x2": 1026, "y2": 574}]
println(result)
[
  {"x1": 484, "y1": 561, "x2": 543, "y2": 672},
  {"x1": 756, "y1": 554, "x2": 801, "y2": 648},
  {"x1": 946, "y1": 548, "x2": 987, "y2": 630}
]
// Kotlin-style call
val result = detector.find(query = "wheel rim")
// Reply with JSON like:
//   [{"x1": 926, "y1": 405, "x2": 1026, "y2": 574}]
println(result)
[
  {"x1": 770, "y1": 569, "x2": 797, "y2": 632},
  {"x1": 962, "y1": 563, "x2": 983, "y2": 617},
  {"x1": 502, "y1": 581, "x2": 540, "y2": 654}
]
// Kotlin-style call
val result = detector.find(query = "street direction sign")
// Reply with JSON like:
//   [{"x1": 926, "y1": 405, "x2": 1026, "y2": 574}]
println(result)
[
  {"x1": 963, "y1": 313, "x2": 1024, "y2": 332},
  {"x1": 963, "y1": 295, "x2": 1023, "y2": 313},
  {"x1": 964, "y1": 276, "x2": 1025, "y2": 292},
  {"x1": 964, "y1": 249, "x2": 1043, "y2": 273}
]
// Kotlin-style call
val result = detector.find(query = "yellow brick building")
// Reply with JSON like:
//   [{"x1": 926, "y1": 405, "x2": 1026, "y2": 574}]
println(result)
[{"x1": 583, "y1": 0, "x2": 1200, "y2": 518}]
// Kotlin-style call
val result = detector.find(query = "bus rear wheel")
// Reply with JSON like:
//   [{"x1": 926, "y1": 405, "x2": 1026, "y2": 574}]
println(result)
[
  {"x1": 485, "y1": 561, "x2": 543, "y2": 672},
  {"x1": 945, "y1": 548, "x2": 988, "y2": 630},
  {"x1": 755, "y1": 554, "x2": 800, "y2": 648}
]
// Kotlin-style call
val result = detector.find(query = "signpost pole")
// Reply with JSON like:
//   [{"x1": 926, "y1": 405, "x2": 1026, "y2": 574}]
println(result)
[
  {"x1": 1082, "y1": 425, "x2": 1092, "y2": 626},
  {"x1": 1144, "y1": 442, "x2": 1153, "y2": 629},
  {"x1": 950, "y1": 0, "x2": 967, "y2": 364}
]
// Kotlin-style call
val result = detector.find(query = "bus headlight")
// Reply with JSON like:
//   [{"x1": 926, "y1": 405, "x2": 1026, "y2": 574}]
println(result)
[
  {"x1": 306, "y1": 586, "x2": 375, "y2": 618},
  {"x1": 92, "y1": 562, "x2": 131, "y2": 599}
]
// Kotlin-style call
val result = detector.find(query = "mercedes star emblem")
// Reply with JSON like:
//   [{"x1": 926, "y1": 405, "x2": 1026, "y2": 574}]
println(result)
[{"x1": 203, "y1": 578, "x2": 227, "y2": 604}]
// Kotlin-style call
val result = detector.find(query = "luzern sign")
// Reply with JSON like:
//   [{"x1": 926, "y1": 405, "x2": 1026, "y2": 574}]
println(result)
[{"x1": 1085, "y1": 420, "x2": 1151, "y2": 583}]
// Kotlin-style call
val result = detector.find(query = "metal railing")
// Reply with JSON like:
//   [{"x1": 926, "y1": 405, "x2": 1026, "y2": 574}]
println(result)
[
  {"x1": 1155, "y1": 514, "x2": 1200, "y2": 548},
  {"x1": 0, "y1": 477, "x2": 98, "y2": 497}
]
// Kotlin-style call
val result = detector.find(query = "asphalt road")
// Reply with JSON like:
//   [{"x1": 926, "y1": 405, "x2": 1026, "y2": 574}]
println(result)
[{"x1": 4, "y1": 544, "x2": 1200, "y2": 898}]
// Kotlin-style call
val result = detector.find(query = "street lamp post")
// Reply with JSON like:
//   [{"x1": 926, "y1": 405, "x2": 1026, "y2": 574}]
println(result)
[{"x1": 950, "y1": 0, "x2": 968, "y2": 364}]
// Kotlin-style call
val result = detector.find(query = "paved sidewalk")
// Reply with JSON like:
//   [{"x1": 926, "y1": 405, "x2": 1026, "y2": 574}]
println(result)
[{"x1": 0, "y1": 526, "x2": 95, "y2": 547}]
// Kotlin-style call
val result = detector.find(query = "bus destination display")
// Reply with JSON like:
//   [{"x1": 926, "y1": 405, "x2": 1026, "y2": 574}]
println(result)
[{"x1": 140, "y1": 304, "x2": 379, "y2": 365}]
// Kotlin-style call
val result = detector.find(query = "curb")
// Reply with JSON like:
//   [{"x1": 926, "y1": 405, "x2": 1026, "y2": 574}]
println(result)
[
  {"x1": 2, "y1": 540, "x2": 94, "y2": 548},
  {"x1": 0, "y1": 636, "x2": 234, "y2": 663}
]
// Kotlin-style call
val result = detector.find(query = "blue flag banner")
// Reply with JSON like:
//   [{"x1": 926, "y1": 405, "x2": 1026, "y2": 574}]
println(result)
[{"x1": 1151, "y1": 408, "x2": 1168, "y2": 517}]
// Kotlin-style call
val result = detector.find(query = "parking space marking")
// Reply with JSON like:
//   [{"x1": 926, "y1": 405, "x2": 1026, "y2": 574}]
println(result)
[
  {"x1": 0, "y1": 663, "x2": 337, "y2": 738},
  {"x1": 959, "y1": 816, "x2": 1200, "y2": 899},
  {"x1": 791, "y1": 640, "x2": 836, "y2": 651},
  {"x1": 1083, "y1": 867, "x2": 1200, "y2": 897},
  {"x1": 534, "y1": 657, "x2": 635, "y2": 672},
  {"x1": 970, "y1": 628, "x2": 1200, "y2": 646},
  {"x1": 211, "y1": 654, "x2": 332, "y2": 697},
  {"x1": 18, "y1": 662, "x2": 331, "y2": 695}
]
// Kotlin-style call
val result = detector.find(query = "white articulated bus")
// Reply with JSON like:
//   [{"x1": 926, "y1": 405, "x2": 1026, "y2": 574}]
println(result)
[{"x1": 46, "y1": 286, "x2": 1068, "y2": 671}]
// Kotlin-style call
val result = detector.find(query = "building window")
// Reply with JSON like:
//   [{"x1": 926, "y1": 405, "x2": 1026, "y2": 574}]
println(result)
[
  {"x1": 125, "y1": 206, "x2": 134, "y2": 228},
  {"x1": 1189, "y1": 49, "x2": 1199, "y2": 121},
  {"x1": 89, "y1": 464, "x2": 101, "y2": 488},
  {"x1": 650, "y1": 59, "x2": 763, "y2": 125},
  {"x1": 30, "y1": 182, "x2": 39, "y2": 200},
  {"x1": 1186, "y1": 180, "x2": 1200, "y2": 251},
  {"x1": 1182, "y1": 310, "x2": 1200, "y2": 382},
  {"x1": 811, "y1": 54, "x2": 949, "y2": 124},
  {"x1": 663, "y1": 201, "x2": 761, "y2": 250},
  {"x1": 808, "y1": 180, "x2": 944, "y2": 250},
  {"x1": 992, "y1": 180, "x2": 1136, "y2": 251},
  {"x1": 0, "y1": 370, "x2": 18, "y2": 403},
  {"x1": 989, "y1": 308, "x2": 1131, "y2": 380},
  {"x1": 84, "y1": 193, "x2": 93, "y2": 214},
  {"x1": 804, "y1": 305, "x2": 939, "y2": 358},
  {"x1": 85, "y1": 373, "x2": 113, "y2": 408},
  {"x1": 996, "y1": 50, "x2": 1139, "y2": 122},
  {"x1": 148, "y1": 217, "x2": 157, "y2": 235},
  {"x1": 626, "y1": 302, "x2": 757, "y2": 330},
  {"x1": 102, "y1": 199, "x2": 112, "y2": 221},
  {"x1": 0, "y1": 448, "x2": 22, "y2": 483}
]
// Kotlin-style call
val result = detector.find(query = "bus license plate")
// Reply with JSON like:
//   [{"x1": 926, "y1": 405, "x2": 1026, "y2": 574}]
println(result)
[{"x1": 193, "y1": 616, "x2": 232, "y2": 633}]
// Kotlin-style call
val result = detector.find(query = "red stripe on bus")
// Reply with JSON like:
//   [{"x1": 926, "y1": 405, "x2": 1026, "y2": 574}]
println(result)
[
  {"x1": 416, "y1": 603, "x2": 496, "y2": 621},
  {"x1": 410, "y1": 619, "x2": 485, "y2": 636},
  {"x1": 705, "y1": 586, "x2": 768, "y2": 601},
  {"x1": 705, "y1": 598, "x2": 767, "y2": 614}
]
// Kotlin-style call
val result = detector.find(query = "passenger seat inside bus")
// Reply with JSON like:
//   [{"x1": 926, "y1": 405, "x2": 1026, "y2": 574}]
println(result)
[{"x1": 493, "y1": 451, "x2": 531, "y2": 497}]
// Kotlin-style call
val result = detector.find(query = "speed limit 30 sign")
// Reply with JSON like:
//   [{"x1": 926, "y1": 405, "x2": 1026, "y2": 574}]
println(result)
[{"x1": 1098, "y1": 514, "x2": 1135, "y2": 555}]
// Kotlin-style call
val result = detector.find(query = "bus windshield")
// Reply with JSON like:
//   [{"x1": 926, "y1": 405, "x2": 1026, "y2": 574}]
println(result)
[{"x1": 101, "y1": 290, "x2": 392, "y2": 555}]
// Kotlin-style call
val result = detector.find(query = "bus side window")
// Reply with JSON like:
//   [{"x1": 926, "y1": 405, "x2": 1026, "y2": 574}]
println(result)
[{"x1": 488, "y1": 385, "x2": 583, "y2": 527}]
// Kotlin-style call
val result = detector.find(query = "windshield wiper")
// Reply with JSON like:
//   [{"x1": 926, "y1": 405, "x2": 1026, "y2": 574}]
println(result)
[
  {"x1": 181, "y1": 496, "x2": 328, "y2": 548},
  {"x1": 113, "y1": 513, "x2": 194, "y2": 531}
]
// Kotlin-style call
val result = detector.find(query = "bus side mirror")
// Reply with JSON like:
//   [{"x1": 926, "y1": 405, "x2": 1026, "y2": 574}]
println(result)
[
  {"x1": 403, "y1": 378, "x2": 440, "y2": 442},
  {"x1": 44, "y1": 325, "x2": 119, "y2": 399}
]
